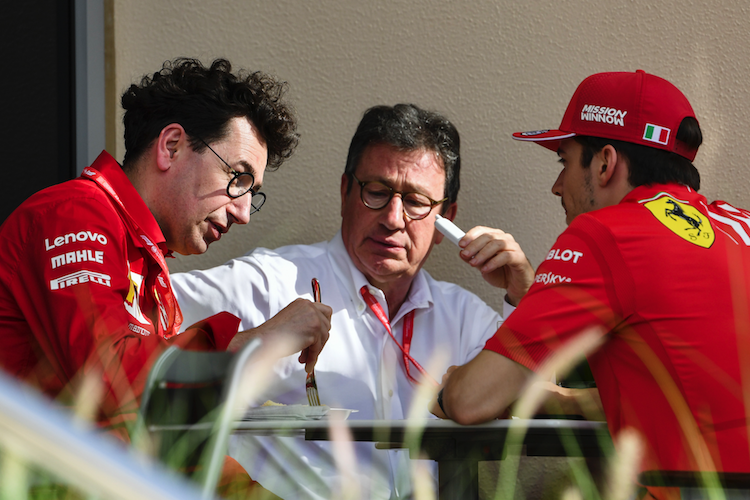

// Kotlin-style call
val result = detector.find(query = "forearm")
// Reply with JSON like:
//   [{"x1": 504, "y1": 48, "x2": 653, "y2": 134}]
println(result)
[
  {"x1": 227, "y1": 299, "x2": 331, "y2": 371},
  {"x1": 439, "y1": 350, "x2": 531, "y2": 425},
  {"x1": 226, "y1": 329, "x2": 261, "y2": 353},
  {"x1": 505, "y1": 265, "x2": 532, "y2": 306}
]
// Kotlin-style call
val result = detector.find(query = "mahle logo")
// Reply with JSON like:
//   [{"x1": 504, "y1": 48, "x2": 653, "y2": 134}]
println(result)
[{"x1": 643, "y1": 195, "x2": 714, "y2": 248}]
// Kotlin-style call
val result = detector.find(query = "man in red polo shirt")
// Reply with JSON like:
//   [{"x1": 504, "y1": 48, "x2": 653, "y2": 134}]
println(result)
[
  {"x1": 0, "y1": 58, "x2": 331, "y2": 438},
  {"x1": 433, "y1": 70, "x2": 750, "y2": 495}
]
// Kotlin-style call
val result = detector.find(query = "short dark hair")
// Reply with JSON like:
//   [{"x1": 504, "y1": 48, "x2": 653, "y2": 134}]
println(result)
[
  {"x1": 344, "y1": 104, "x2": 461, "y2": 209},
  {"x1": 575, "y1": 117, "x2": 702, "y2": 190},
  {"x1": 121, "y1": 58, "x2": 298, "y2": 170}
]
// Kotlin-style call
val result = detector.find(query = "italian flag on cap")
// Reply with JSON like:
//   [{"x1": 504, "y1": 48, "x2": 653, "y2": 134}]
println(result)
[{"x1": 643, "y1": 123, "x2": 670, "y2": 145}]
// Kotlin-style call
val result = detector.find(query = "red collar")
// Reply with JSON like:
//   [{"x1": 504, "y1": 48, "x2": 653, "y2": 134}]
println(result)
[
  {"x1": 86, "y1": 151, "x2": 168, "y2": 255},
  {"x1": 623, "y1": 183, "x2": 702, "y2": 205}
]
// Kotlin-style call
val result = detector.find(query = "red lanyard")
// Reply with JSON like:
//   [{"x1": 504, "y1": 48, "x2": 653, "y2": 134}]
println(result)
[
  {"x1": 82, "y1": 167, "x2": 183, "y2": 339},
  {"x1": 360, "y1": 286, "x2": 437, "y2": 386}
]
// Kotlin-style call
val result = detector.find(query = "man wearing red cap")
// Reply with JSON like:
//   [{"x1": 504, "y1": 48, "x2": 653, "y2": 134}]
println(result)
[{"x1": 433, "y1": 70, "x2": 750, "y2": 493}]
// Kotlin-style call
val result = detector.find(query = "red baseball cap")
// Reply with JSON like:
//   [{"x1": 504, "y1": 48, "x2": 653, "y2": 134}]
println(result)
[{"x1": 512, "y1": 70, "x2": 699, "y2": 161}]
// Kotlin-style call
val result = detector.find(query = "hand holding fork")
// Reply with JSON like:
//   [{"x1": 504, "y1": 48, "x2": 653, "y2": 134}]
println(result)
[{"x1": 306, "y1": 278, "x2": 322, "y2": 406}]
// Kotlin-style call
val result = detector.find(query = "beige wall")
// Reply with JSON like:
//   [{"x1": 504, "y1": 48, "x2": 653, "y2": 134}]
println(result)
[{"x1": 113, "y1": 0, "x2": 750, "y2": 309}]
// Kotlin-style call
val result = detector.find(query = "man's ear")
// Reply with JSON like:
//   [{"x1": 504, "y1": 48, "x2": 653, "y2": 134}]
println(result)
[
  {"x1": 442, "y1": 202, "x2": 457, "y2": 222},
  {"x1": 595, "y1": 144, "x2": 619, "y2": 187},
  {"x1": 155, "y1": 124, "x2": 187, "y2": 172},
  {"x1": 434, "y1": 203, "x2": 458, "y2": 244},
  {"x1": 340, "y1": 173, "x2": 350, "y2": 217}
]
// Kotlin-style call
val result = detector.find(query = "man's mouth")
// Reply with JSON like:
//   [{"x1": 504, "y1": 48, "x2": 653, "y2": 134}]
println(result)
[
  {"x1": 368, "y1": 236, "x2": 405, "y2": 253},
  {"x1": 208, "y1": 220, "x2": 227, "y2": 240}
]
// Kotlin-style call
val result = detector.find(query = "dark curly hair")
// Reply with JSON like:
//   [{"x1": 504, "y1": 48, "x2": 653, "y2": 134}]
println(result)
[
  {"x1": 343, "y1": 104, "x2": 461, "y2": 209},
  {"x1": 121, "y1": 58, "x2": 298, "y2": 170}
]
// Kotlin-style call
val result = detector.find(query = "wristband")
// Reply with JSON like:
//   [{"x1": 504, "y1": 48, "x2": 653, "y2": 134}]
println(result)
[{"x1": 437, "y1": 388, "x2": 446, "y2": 415}]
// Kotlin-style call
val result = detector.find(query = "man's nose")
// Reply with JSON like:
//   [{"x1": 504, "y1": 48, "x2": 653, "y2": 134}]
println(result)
[
  {"x1": 551, "y1": 170, "x2": 564, "y2": 197},
  {"x1": 381, "y1": 194, "x2": 407, "y2": 230},
  {"x1": 228, "y1": 194, "x2": 252, "y2": 225}
]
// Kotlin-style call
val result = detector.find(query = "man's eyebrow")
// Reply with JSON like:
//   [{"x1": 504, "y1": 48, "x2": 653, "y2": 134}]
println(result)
[
  {"x1": 236, "y1": 160, "x2": 255, "y2": 174},
  {"x1": 237, "y1": 160, "x2": 263, "y2": 191},
  {"x1": 369, "y1": 176, "x2": 429, "y2": 194}
]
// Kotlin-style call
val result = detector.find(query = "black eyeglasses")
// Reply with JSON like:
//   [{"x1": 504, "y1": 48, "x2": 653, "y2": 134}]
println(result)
[
  {"x1": 351, "y1": 173, "x2": 448, "y2": 220},
  {"x1": 197, "y1": 138, "x2": 266, "y2": 215}
]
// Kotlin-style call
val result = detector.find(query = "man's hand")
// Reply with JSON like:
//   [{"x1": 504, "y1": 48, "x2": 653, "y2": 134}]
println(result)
[
  {"x1": 457, "y1": 226, "x2": 535, "y2": 306},
  {"x1": 534, "y1": 381, "x2": 605, "y2": 420},
  {"x1": 227, "y1": 298, "x2": 332, "y2": 372}
]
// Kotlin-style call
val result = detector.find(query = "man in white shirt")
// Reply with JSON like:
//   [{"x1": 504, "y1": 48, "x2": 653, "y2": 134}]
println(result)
[{"x1": 171, "y1": 103, "x2": 535, "y2": 499}]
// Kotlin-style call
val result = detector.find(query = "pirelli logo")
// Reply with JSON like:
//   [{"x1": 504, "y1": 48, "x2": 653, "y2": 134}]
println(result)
[{"x1": 50, "y1": 270, "x2": 112, "y2": 290}]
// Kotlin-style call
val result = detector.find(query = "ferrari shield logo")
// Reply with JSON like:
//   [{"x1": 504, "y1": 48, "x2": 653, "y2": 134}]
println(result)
[
  {"x1": 124, "y1": 270, "x2": 149, "y2": 324},
  {"x1": 644, "y1": 196, "x2": 714, "y2": 248}
]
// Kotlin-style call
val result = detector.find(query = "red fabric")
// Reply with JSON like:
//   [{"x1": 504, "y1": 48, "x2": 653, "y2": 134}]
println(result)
[
  {"x1": 486, "y1": 183, "x2": 750, "y2": 474},
  {"x1": 0, "y1": 151, "x2": 239, "y2": 436},
  {"x1": 513, "y1": 70, "x2": 698, "y2": 161},
  {"x1": 217, "y1": 456, "x2": 282, "y2": 500}
]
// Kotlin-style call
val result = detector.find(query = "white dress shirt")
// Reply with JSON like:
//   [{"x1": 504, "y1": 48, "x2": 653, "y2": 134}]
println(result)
[{"x1": 171, "y1": 232, "x2": 512, "y2": 499}]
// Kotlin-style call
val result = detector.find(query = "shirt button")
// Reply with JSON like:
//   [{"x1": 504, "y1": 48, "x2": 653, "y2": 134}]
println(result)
[{"x1": 388, "y1": 390, "x2": 394, "y2": 397}]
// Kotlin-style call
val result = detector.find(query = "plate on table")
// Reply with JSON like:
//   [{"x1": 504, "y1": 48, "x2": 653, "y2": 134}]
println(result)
[
  {"x1": 243, "y1": 404, "x2": 330, "y2": 421},
  {"x1": 242, "y1": 405, "x2": 358, "y2": 421},
  {"x1": 323, "y1": 408, "x2": 358, "y2": 420}
]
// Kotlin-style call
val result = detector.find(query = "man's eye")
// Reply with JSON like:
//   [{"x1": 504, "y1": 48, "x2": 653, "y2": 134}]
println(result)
[
  {"x1": 405, "y1": 195, "x2": 430, "y2": 208},
  {"x1": 366, "y1": 187, "x2": 390, "y2": 198}
]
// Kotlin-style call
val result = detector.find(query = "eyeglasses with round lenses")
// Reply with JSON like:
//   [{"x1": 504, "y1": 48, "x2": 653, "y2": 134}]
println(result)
[
  {"x1": 197, "y1": 137, "x2": 266, "y2": 215},
  {"x1": 351, "y1": 173, "x2": 448, "y2": 220}
]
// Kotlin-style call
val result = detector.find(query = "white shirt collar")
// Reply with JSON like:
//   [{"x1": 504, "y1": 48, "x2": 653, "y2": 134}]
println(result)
[{"x1": 326, "y1": 230, "x2": 434, "y2": 323}]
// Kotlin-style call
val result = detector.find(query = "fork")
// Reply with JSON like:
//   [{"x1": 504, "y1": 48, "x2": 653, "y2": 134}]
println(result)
[{"x1": 306, "y1": 278, "x2": 322, "y2": 406}]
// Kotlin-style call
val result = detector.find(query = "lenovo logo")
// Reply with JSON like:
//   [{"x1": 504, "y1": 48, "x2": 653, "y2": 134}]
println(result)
[{"x1": 45, "y1": 231, "x2": 108, "y2": 251}]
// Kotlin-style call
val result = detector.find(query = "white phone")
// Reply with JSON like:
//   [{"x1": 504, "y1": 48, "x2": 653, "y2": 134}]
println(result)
[{"x1": 434, "y1": 214, "x2": 465, "y2": 246}]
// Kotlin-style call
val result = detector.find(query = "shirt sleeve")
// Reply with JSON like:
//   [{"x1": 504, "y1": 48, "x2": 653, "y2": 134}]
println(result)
[
  {"x1": 485, "y1": 216, "x2": 634, "y2": 372},
  {"x1": 459, "y1": 292, "x2": 505, "y2": 363},
  {"x1": 171, "y1": 253, "x2": 276, "y2": 331}
]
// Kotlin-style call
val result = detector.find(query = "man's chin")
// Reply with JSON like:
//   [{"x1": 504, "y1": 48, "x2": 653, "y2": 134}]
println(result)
[
  {"x1": 196, "y1": 238, "x2": 214, "y2": 253},
  {"x1": 364, "y1": 248, "x2": 403, "y2": 264},
  {"x1": 364, "y1": 260, "x2": 416, "y2": 285},
  {"x1": 176, "y1": 237, "x2": 211, "y2": 256}
]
